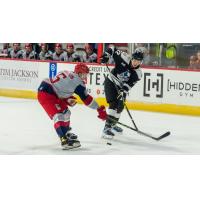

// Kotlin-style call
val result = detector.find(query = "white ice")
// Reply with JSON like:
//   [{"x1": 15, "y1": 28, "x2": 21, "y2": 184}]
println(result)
[{"x1": 0, "y1": 96, "x2": 199, "y2": 155}]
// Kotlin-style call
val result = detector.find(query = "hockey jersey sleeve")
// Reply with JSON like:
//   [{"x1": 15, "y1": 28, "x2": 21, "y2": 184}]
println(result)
[
  {"x1": 74, "y1": 85, "x2": 99, "y2": 109},
  {"x1": 104, "y1": 46, "x2": 131, "y2": 66}
]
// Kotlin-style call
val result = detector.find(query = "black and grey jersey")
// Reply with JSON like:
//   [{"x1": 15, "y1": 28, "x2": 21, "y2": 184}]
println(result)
[{"x1": 105, "y1": 46, "x2": 142, "y2": 92}]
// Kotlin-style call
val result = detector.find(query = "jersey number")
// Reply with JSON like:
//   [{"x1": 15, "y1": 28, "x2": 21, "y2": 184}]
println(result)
[{"x1": 51, "y1": 72, "x2": 74, "y2": 83}]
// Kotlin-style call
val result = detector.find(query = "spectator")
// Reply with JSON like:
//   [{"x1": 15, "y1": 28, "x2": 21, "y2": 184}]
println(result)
[
  {"x1": 176, "y1": 43, "x2": 200, "y2": 67},
  {"x1": 82, "y1": 44, "x2": 97, "y2": 63},
  {"x1": 39, "y1": 43, "x2": 53, "y2": 60},
  {"x1": 22, "y1": 43, "x2": 38, "y2": 59},
  {"x1": 196, "y1": 51, "x2": 200, "y2": 66},
  {"x1": 161, "y1": 43, "x2": 177, "y2": 67},
  {"x1": 0, "y1": 43, "x2": 11, "y2": 57},
  {"x1": 9, "y1": 43, "x2": 23, "y2": 59},
  {"x1": 62, "y1": 43, "x2": 81, "y2": 62},
  {"x1": 87, "y1": 43, "x2": 97, "y2": 54},
  {"x1": 143, "y1": 47, "x2": 159, "y2": 66},
  {"x1": 52, "y1": 43, "x2": 65, "y2": 61},
  {"x1": 189, "y1": 51, "x2": 200, "y2": 69},
  {"x1": 32, "y1": 43, "x2": 41, "y2": 55},
  {"x1": 47, "y1": 43, "x2": 55, "y2": 52},
  {"x1": 189, "y1": 55, "x2": 198, "y2": 69},
  {"x1": 135, "y1": 43, "x2": 148, "y2": 54}
]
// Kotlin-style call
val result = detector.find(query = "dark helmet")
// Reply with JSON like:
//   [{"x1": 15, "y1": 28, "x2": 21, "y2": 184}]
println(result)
[{"x1": 132, "y1": 51, "x2": 144, "y2": 61}]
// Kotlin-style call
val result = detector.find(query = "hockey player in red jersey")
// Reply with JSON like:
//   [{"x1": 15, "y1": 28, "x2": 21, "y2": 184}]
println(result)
[{"x1": 37, "y1": 63, "x2": 107, "y2": 149}]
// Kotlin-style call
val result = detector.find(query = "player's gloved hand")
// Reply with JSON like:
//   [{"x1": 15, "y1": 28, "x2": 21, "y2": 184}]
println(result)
[
  {"x1": 100, "y1": 53, "x2": 109, "y2": 64},
  {"x1": 65, "y1": 96, "x2": 77, "y2": 107},
  {"x1": 97, "y1": 105, "x2": 107, "y2": 120},
  {"x1": 117, "y1": 84, "x2": 130, "y2": 101},
  {"x1": 117, "y1": 89, "x2": 127, "y2": 101}
]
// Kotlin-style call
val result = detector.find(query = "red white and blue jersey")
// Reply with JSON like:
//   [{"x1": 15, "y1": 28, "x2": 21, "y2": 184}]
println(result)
[{"x1": 38, "y1": 70, "x2": 98, "y2": 109}]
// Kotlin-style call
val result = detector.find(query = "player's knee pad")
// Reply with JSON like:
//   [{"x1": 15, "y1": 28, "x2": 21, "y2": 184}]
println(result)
[
  {"x1": 53, "y1": 109, "x2": 71, "y2": 137},
  {"x1": 63, "y1": 109, "x2": 71, "y2": 121},
  {"x1": 53, "y1": 109, "x2": 71, "y2": 124}
]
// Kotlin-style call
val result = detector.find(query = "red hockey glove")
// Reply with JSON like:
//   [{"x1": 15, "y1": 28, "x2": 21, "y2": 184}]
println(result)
[
  {"x1": 97, "y1": 105, "x2": 107, "y2": 120},
  {"x1": 65, "y1": 96, "x2": 77, "y2": 107}
]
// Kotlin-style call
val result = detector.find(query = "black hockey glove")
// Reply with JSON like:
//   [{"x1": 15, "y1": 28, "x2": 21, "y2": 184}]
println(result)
[
  {"x1": 117, "y1": 85, "x2": 129, "y2": 101},
  {"x1": 117, "y1": 89, "x2": 127, "y2": 101},
  {"x1": 100, "y1": 53, "x2": 109, "y2": 64}
]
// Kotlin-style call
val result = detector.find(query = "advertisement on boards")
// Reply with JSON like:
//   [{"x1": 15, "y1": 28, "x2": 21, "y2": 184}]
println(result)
[{"x1": 0, "y1": 59, "x2": 44, "y2": 91}]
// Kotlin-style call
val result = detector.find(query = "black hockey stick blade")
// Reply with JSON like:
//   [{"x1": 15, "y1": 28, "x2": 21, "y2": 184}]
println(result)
[
  {"x1": 154, "y1": 131, "x2": 171, "y2": 141},
  {"x1": 108, "y1": 117, "x2": 171, "y2": 141},
  {"x1": 136, "y1": 130, "x2": 171, "y2": 141}
]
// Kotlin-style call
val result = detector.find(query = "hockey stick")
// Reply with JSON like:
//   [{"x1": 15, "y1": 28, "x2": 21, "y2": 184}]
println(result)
[
  {"x1": 105, "y1": 64, "x2": 171, "y2": 141},
  {"x1": 108, "y1": 116, "x2": 170, "y2": 141}
]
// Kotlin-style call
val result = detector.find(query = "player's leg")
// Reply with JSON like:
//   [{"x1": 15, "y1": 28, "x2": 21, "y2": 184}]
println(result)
[
  {"x1": 111, "y1": 99, "x2": 124, "y2": 134},
  {"x1": 103, "y1": 78, "x2": 125, "y2": 137},
  {"x1": 37, "y1": 91, "x2": 80, "y2": 149},
  {"x1": 53, "y1": 106, "x2": 80, "y2": 149},
  {"x1": 102, "y1": 78, "x2": 119, "y2": 139}
]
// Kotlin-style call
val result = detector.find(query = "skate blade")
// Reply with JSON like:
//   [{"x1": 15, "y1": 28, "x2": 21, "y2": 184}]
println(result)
[{"x1": 62, "y1": 143, "x2": 81, "y2": 150}]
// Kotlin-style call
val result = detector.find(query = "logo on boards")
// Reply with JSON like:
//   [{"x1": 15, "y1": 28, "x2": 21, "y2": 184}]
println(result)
[{"x1": 143, "y1": 73, "x2": 164, "y2": 98}]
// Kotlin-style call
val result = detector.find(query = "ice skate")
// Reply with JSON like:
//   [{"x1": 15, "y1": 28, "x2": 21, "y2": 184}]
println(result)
[
  {"x1": 66, "y1": 132, "x2": 78, "y2": 140},
  {"x1": 102, "y1": 126, "x2": 115, "y2": 139},
  {"x1": 60, "y1": 134, "x2": 81, "y2": 150},
  {"x1": 112, "y1": 125, "x2": 123, "y2": 134}
]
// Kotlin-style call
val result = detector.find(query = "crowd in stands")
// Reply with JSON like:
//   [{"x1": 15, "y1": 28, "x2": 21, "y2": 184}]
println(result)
[
  {"x1": 136, "y1": 43, "x2": 177, "y2": 67},
  {"x1": 0, "y1": 43, "x2": 98, "y2": 63},
  {"x1": 133, "y1": 43, "x2": 200, "y2": 70},
  {"x1": 0, "y1": 43, "x2": 200, "y2": 70}
]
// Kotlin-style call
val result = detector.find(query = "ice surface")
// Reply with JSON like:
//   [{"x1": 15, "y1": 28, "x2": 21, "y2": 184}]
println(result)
[{"x1": 0, "y1": 97, "x2": 199, "y2": 155}]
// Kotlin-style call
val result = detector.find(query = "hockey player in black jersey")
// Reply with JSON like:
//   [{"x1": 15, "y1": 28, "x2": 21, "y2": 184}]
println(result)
[{"x1": 101, "y1": 46, "x2": 144, "y2": 139}]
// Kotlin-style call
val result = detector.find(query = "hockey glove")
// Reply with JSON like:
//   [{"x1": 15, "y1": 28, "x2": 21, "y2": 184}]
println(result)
[
  {"x1": 65, "y1": 96, "x2": 77, "y2": 107},
  {"x1": 97, "y1": 105, "x2": 107, "y2": 120},
  {"x1": 117, "y1": 85, "x2": 130, "y2": 101},
  {"x1": 100, "y1": 53, "x2": 109, "y2": 64}
]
